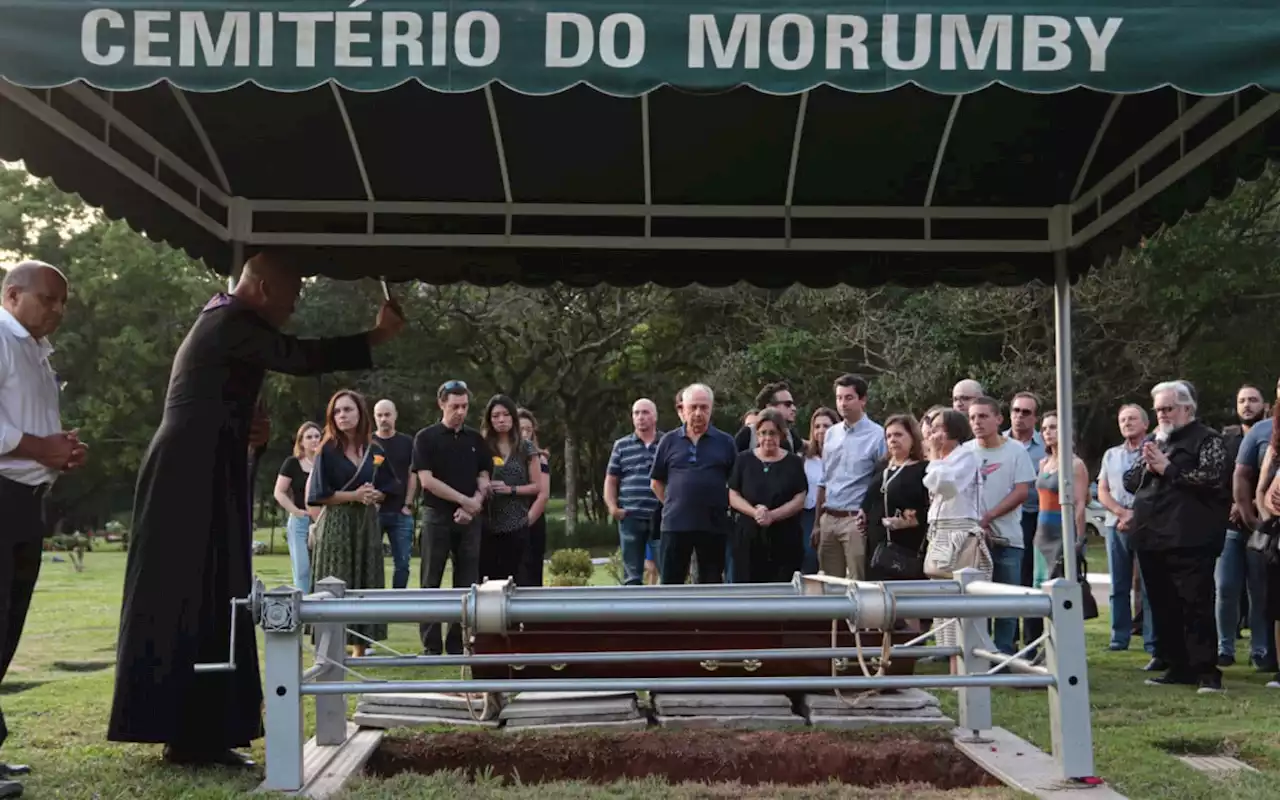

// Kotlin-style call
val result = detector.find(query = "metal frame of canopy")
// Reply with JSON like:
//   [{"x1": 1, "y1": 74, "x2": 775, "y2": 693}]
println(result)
[{"x1": 5, "y1": 71, "x2": 1279, "y2": 582}]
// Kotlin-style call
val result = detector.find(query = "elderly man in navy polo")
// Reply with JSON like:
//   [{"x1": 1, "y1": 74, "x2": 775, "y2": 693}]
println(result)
[
  {"x1": 651, "y1": 383, "x2": 737, "y2": 584},
  {"x1": 604, "y1": 398, "x2": 664, "y2": 585}
]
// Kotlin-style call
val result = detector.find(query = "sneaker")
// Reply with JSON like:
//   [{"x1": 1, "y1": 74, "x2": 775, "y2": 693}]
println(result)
[
  {"x1": 1197, "y1": 673, "x2": 1225, "y2": 694},
  {"x1": 1145, "y1": 671, "x2": 1196, "y2": 687},
  {"x1": 1108, "y1": 643, "x2": 1128, "y2": 652},
  {"x1": 1141, "y1": 657, "x2": 1169, "y2": 672},
  {"x1": 1265, "y1": 674, "x2": 1280, "y2": 689},
  {"x1": 1217, "y1": 654, "x2": 1235, "y2": 668},
  {"x1": 1252, "y1": 657, "x2": 1279, "y2": 673}
]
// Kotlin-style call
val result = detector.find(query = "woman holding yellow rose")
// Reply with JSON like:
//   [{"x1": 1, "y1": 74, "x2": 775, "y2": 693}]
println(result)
[
  {"x1": 306, "y1": 389, "x2": 400, "y2": 655},
  {"x1": 480, "y1": 394, "x2": 542, "y2": 584}
]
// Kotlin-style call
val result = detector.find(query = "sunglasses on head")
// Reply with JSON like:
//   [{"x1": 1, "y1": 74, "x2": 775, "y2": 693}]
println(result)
[{"x1": 441, "y1": 380, "x2": 468, "y2": 392}]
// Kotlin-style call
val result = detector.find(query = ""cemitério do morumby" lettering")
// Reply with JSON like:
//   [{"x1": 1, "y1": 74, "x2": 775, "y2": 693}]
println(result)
[{"x1": 80, "y1": 6, "x2": 1123, "y2": 74}]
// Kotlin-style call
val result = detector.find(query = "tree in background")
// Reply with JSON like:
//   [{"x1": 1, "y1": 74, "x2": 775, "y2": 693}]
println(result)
[{"x1": 5, "y1": 162, "x2": 1280, "y2": 535}]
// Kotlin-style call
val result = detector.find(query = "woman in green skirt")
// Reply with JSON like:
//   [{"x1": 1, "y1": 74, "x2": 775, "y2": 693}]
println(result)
[{"x1": 306, "y1": 389, "x2": 400, "y2": 656}]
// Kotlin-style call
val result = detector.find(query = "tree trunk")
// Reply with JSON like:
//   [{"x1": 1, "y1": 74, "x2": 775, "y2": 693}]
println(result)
[{"x1": 563, "y1": 427, "x2": 579, "y2": 538}]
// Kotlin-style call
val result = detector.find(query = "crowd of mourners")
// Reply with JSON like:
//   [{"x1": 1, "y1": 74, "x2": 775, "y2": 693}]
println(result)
[{"x1": 272, "y1": 371, "x2": 1280, "y2": 694}]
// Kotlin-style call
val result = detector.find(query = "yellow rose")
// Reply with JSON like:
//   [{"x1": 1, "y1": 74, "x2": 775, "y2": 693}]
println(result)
[
  {"x1": 493, "y1": 456, "x2": 505, "y2": 467},
  {"x1": 373, "y1": 454, "x2": 385, "y2": 467}
]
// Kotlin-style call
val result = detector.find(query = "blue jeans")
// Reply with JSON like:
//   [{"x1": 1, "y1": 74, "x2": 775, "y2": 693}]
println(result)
[
  {"x1": 619, "y1": 515, "x2": 653, "y2": 586},
  {"x1": 379, "y1": 510, "x2": 415, "y2": 589},
  {"x1": 1106, "y1": 525, "x2": 1156, "y2": 653},
  {"x1": 1215, "y1": 529, "x2": 1277, "y2": 662},
  {"x1": 286, "y1": 514, "x2": 312, "y2": 592},
  {"x1": 989, "y1": 544, "x2": 1024, "y2": 654},
  {"x1": 800, "y1": 508, "x2": 819, "y2": 575}
]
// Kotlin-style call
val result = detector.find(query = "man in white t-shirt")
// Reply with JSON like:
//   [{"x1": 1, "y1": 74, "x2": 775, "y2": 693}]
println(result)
[{"x1": 967, "y1": 397, "x2": 1036, "y2": 655}]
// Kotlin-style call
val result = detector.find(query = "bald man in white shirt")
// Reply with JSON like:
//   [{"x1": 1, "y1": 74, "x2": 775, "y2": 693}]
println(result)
[{"x1": 0, "y1": 261, "x2": 87, "y2": 797}]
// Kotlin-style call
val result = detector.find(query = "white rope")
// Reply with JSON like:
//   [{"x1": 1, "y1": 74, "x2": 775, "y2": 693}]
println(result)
[
  {"x1": 343, "y1": 627, "x2": 408, "y2": 656},
  {"x1": 982, "y1": 632, "x2": 1049, "y2": 675}
]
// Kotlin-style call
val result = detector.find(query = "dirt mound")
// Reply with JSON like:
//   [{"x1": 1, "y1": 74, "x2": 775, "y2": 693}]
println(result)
[{"x1": 367, "y1": 730, "x2": 1000, "y2": 788}]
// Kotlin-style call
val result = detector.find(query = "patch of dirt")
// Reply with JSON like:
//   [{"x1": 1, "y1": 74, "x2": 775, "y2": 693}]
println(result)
[{"x1": 367, "y1": 730, "x2": 1001, "y2": 789}]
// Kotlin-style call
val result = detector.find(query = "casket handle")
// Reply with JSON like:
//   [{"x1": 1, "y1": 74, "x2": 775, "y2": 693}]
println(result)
[{"x1": 699, "y1": 659, "x2": 762, "y2": 672}]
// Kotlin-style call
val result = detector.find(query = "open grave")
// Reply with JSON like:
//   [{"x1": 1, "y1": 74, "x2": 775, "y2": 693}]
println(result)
[{"x1": 365, "y1": 729, "x2": 1003, "y2": 790}]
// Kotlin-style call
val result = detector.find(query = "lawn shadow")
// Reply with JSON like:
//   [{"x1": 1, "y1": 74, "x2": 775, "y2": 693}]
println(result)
[
  {"x1": 51, "y1": 660, "x2": 114, "y2": 673},
  {"x1": 0, "y1": 680, "x2": 46, "y2": 695}
]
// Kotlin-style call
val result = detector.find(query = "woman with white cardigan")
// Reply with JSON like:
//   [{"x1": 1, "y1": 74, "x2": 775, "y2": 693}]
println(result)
[{"x1": 922, "y1": 409, "x2": 993, "y2": 673}]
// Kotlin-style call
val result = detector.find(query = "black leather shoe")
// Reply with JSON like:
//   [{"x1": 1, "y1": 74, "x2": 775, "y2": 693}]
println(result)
[
  {"x1": 0, "y1": 778, "x2": 21, "y2": 798},
  {"x1": 163, "y1": 746, "x2": 257, "y2": 769},
  {"x1": 0, "y1": 765, "x2": 27, "y2": 778},
  {"x1": 1142, "y1": 657, "x2": 1168, "y2": 672}
]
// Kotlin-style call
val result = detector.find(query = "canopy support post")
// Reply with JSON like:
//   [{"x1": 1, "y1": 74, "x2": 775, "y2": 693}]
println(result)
[
  {"x1": 483, "y1": 86, "x2": 514, "y2": 237},
  {"x1": 169, "y1": 85, "x2": 232, "y2": 195},
  {"x1": 923, "y1": 96, "x2": 962, "y2": 240},
  {"x1": 1071, "y1": 96, "x2": 1122, "y2": 201},
  {"x1": 330, "y1": 84, "x2": 376, "y2": 234},
  {"x1": 784, "y1": 91, "x2": 809, "y2": 245},
  {"x1": 1050, "y1": 204, "x2": 1078, "y2": 582},
  {"x1": 641, "y1": 93, "x2": 652, "y2": 238}
]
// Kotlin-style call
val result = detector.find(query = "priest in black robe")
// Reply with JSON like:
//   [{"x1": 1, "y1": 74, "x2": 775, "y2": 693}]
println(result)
[{"x1": 107, "y1": 254, "x2": 403, "y2": 767}]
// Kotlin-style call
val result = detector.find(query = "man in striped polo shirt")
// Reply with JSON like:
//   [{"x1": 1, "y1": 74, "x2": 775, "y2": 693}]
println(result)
[{"x1": 604, "y1": 398, "x2": 664, "y2": 585}]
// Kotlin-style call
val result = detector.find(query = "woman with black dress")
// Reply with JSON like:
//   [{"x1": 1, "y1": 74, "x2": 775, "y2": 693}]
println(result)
[
  {"x1": 727, "y1": 408, "x2": 809, "y2": 583},
  {"x1": 859, "y1": 414, "x2": 929, "y2": 581},
  {"x1": 273, "y1": 421, "x2": 321, "y2": 592}
]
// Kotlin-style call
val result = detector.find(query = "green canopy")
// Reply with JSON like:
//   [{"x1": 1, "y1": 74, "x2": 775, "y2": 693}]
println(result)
[{"x1": 0, "y1": 1, "x2": 1277, "y2": 287}]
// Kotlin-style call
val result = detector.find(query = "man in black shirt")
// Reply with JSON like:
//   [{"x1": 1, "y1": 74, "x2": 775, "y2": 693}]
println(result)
[
  {"x1": 734, "y1": 381, "x2": 805, "y2": 453},
  {"x1": 412, "y1": 380, "x2": 493, "y2": 654},
  {"x1": 374, "y1": 399, "x2": 417, "y2": 590}
]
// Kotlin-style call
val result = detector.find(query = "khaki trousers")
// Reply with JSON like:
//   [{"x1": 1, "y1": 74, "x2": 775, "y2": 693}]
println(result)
[{"x1": 817, "y1": 511, "x2": 865, "y2": 580}]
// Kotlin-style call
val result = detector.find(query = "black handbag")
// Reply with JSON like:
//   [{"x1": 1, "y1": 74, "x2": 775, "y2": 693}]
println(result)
[
  {"x1": 1051, "y1": 551, "x2": 1099, "y2": 620},
  {"x1": 1246, "y1": 518, "x2": 1280, "y2": 566},
  {"x1": 871, "y1": 534, "x2": 925, "y2": 578}
]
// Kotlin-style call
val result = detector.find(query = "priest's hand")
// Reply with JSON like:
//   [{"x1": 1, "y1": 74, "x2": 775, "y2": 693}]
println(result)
[{"x1": 368, "y1": 301, "x2": 405, "y2": 346}]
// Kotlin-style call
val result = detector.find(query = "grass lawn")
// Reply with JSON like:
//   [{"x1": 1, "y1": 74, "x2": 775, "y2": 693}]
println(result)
[{"x1": 3, "y1": 549, "x2": 1278, "y2": 798}]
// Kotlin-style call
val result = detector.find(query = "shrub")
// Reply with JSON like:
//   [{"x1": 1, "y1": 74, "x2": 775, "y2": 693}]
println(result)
[
  {"x1": 547, "y1": 548, "x2": 594, "y2": 587},
  {"x1": 605, "y1": 548, "x2": 625, "y2": 585}
]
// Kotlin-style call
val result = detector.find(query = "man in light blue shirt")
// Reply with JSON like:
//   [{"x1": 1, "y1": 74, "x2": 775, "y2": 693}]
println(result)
[
  {"x1": 815, "y1": 374, "x2": 886, "y2": 580},
  {"x1": 1097, "y1": 403, "x2": 1157, "y2": 661}
]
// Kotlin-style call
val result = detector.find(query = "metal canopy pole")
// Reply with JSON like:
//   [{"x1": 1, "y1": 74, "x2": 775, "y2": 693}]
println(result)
[{"x1": 1053, "y1": 248, "x2": 1080, "y2": 583}]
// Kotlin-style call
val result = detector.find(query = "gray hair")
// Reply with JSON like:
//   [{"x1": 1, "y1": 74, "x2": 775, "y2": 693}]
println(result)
[
  {"x1": 1151, "y1": 381, "x2": 1197, "y2": 415},
  {"x1": 1118, "y1": 403, "x2": 1150, "y2": 426},
  {"x1": 2, "y1": 260, "x2": 67, "y2": 292},
  {"x1": 681, "y1": 383, "x2": 715, "y2": 407}
]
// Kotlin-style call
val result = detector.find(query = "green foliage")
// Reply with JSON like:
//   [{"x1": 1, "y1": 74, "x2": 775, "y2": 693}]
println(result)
[
  {"x1": 604, "y1": 548, "x2": 625, "y2": 586},
  {"x1": 546, "y1": 548, "x2": 594, "y2": 586},
  {"x1": 544, "y1": 518, "x2": 616, "y2": 553}
]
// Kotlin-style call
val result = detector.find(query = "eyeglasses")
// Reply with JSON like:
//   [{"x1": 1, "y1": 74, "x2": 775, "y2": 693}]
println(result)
[
  {"x1": 953, "y1": 395, "x2": 975, "y2": 403},
  {"x1": 1011, "y1": 408, "x2": 1035, "y2": 416},
  {"x1": 441, "y1": 380, "x2": 469, "y2": 392},
  {"x1": 775, "y1": 400, "x2": 796, "y2": 408}
]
